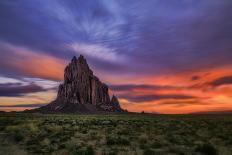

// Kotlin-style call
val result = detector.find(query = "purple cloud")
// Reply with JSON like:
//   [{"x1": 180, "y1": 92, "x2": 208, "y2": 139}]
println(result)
[
  {"x1": 210, "y1": 76, "x2": 232, "y2": 86},
  {"x1": 0, "y1": 83, "x2": 45, "y2": 97}
]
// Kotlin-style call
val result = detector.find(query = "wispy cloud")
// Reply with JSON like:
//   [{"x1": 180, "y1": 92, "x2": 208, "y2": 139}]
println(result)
[
  {"x1": 157, "y1": 99, "x2": 209, "y2": 107},
  {"x1": 119, "y1": 93, "x2": 195, "y2": 103},
  {"x1": 0, "y1": 83, "x2": 45, "y2": 97},
  {"x1": 110, "y1": 84, "x2": 176, "y2": 91},
  {"x1": 69, "y1": 42, "x2": 125, "y2": 63},
  {"x1": 0, "y1": 103, "x2": 46, "y2": 108},
  {"x1": 23, "y1": 78, "x2": 59, "y2": 89},
  {"x1": 0, "y1": 0, "x2": 232, "y2": 113}
]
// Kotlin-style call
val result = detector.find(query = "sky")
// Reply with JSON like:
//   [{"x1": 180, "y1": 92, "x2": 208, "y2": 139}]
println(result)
[{"x1": 0, "y1": 0, "x2": 232, "y2": 114}]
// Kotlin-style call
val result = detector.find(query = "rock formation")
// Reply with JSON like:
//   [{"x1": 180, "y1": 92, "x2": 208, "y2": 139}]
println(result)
[{"x1": 29, "y1": 55, "x2": 124, "y2": 113}]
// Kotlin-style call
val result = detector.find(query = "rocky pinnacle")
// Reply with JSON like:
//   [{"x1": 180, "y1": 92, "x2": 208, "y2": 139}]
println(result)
[{"x1": 30, "y1": 55, "x2": 124, "y2": 113}]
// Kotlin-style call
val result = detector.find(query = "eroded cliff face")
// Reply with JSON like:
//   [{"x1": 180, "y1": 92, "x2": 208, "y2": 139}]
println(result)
[
  {"x1": 57, "y1": 55, "x2": 111, "y2": 105},
  {"x1": 31, "y1": 55, "x2": 124, "y2": 113}
]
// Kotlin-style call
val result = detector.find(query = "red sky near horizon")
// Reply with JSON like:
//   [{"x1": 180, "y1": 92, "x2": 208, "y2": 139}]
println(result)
[{"x1": 0, "y1": 1, "x2": 232, "y2": 114}]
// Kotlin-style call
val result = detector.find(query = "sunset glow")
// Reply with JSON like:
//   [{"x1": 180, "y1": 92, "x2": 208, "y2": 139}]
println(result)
[{"x1": 0, "y1": 0, "x2": 232, "y2": 113}]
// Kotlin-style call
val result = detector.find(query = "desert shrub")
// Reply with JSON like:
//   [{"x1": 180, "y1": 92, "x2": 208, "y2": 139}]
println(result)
[
  {"x1": 106, "y1": 127, "x2": 115, "y2": 134},
  {"x1": 140, "y1": 143, "x2": 149, "y2": 150},
  {"x1": 106, "y1": 151, "x2": 118, "y2": 155},
  {"x1": 5, "y1": 125, "x2": 28, "y2": 142},
  {"x1": 106, "y1": 136, "x2": 130, "y2": 145},
  {"x1": 168, "y1": 146, "x2": 185, "y2": 155},
  {"x1": 80, "y1": 128, "x2": 88, "y2": 134},
  {"x1": 89, "y1": 131, "x2": 99, "y2": 140},
  {"x1": 151, "y1": 141, "x2": 162, "y2": 149},
  {"x1": 195, "y1": 143, "x2": 218, "y2": 155},
  {"x1": 70, "y1": 146, "x2": 94, "y2": 155},
  {"x1": 106, "y1": 137, "x2": 115, "y2": 145},
  {"x1": 139, "y1": 134, "x2": 148, "y2": 144},
  {"x1": 24, "y1": 123, "x2": 39, "y2": 133},
  {"x1": 40, "y1": 138, "x2": 50, "y2": 146},
  {"x1": 101, "y1": 120, "x2": 112, "y2": 125},
  {"x1": 117, "y1": 128, "x2": 130, "y2": 135},
  {"x1": 65, "y1": 140, "x2": 79, "y2": 150},
  {"x1": 14, "y1": 131, "x2": 24, "y2": 142},
  {"x1": 143, "y1": 148, "x2": 155, "y2": 155},
  {"x1": 5, "y1": 125, "x2": 20, "y2": 133},
  {"x1": 45, "y1": 124, "x2": 63, "y2": 134},
  {"x1": 86, "y1": 146, "x2": 94, "y2": 155},
  {"x1": 26, "y1": 139, "x2": 39, "y2": 146}
]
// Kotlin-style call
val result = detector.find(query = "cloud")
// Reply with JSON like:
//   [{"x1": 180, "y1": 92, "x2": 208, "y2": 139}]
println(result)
[
  {"x1": 1, "y1": 0, "x2": 232, "y2": 76},
  {"x1": 23, "y1": 78, "x2": 59, "y2": 89},
  {"x1": 209, "y1": 76, "x2": 232, "y2": 86},
  {"x1": 69, "y1": 42, "x2": 125, "y2": 63},
  {"x1": 0, "y1": 103, "x2": 46, "y2": 108},
  {"x1": 191, "y1": 76, "x2": 201, "y2": 81},
  {"x1": 0, "y1": 41, "x2": 65, "y2": 80},
  {"x1": 157, "y1": 99, "x2": 209, "y2": 107},
  {"x1": 0, "y1": 76, "x2": 24, "y2": 84},
  {"x1": 110, "y1": 84, "x2": 175, "y2": 91},
  {"x1": 119, "y1": 93, "x2": 195, "y2": 103},
  {"x1": 0, "y1": 0, "x2": 232, "y2": 113},
  {"x1": 0, "y1": 83, "x2": 45, "y2": 97}
]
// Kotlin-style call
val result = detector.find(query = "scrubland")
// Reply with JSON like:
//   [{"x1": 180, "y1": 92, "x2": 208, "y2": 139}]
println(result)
[{"x1": 0, "y1": 113, "x2": 232, "y2": 155}]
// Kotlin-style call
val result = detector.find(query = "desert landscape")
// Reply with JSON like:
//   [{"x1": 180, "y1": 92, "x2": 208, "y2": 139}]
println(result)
[
  {"x1": 1, "y1": 56, "x2": 232, "y2": 155},
  {"x1": 1, "y1": 0, "x2": 232, "y2": 155}
]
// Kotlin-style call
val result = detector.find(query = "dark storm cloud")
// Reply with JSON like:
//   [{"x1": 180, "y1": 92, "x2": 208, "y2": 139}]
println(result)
[
  {"x1": 210, "y1": 76, "x2": 232, "y2": 86},
  {"x1": 119, "y1": 93, "x2": 195, "y2": 103},
  {"x1": 0, "y1": 83, "x2": 45, "y2": 97}
]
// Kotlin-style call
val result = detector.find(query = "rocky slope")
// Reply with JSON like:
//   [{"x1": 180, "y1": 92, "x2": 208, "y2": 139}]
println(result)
[{"x1": 28, "y1": 55, "x2": 124, "y2": 113}]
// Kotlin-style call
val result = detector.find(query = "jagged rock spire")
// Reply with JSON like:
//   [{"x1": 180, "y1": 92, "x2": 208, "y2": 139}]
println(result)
[
  {"x1": 60, "y1": 55, "x2": 107, "y2": 104},
  {"x1": 27, "y1": 55, "x2": 124, "y2": 113},
  {"x1": 37, "y1": 55, "x2": 124, "y2": 113}
]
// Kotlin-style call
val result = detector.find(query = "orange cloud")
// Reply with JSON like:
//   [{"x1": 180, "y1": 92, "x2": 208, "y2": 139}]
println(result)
[
  {"x1": 116, "y1": 65, "x2": 232, "y2": 114},
  {"x1": 1, "y1": 42, "x2": 66, "y2": 80}
]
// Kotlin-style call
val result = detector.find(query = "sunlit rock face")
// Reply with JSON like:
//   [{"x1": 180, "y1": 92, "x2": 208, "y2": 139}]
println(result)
[{"x1": 29, "y1": 55, "x2": 124, "y2": 113}]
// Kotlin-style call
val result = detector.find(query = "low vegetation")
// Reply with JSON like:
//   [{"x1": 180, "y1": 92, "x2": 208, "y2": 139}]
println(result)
[{"x1": 0, "y1": 113, "x2": 232, "y2": 154}]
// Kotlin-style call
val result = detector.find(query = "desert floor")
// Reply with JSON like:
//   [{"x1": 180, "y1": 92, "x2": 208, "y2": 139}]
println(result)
[{"x1": 0, "y1": 113, "x2": 231, "y2": 155}]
